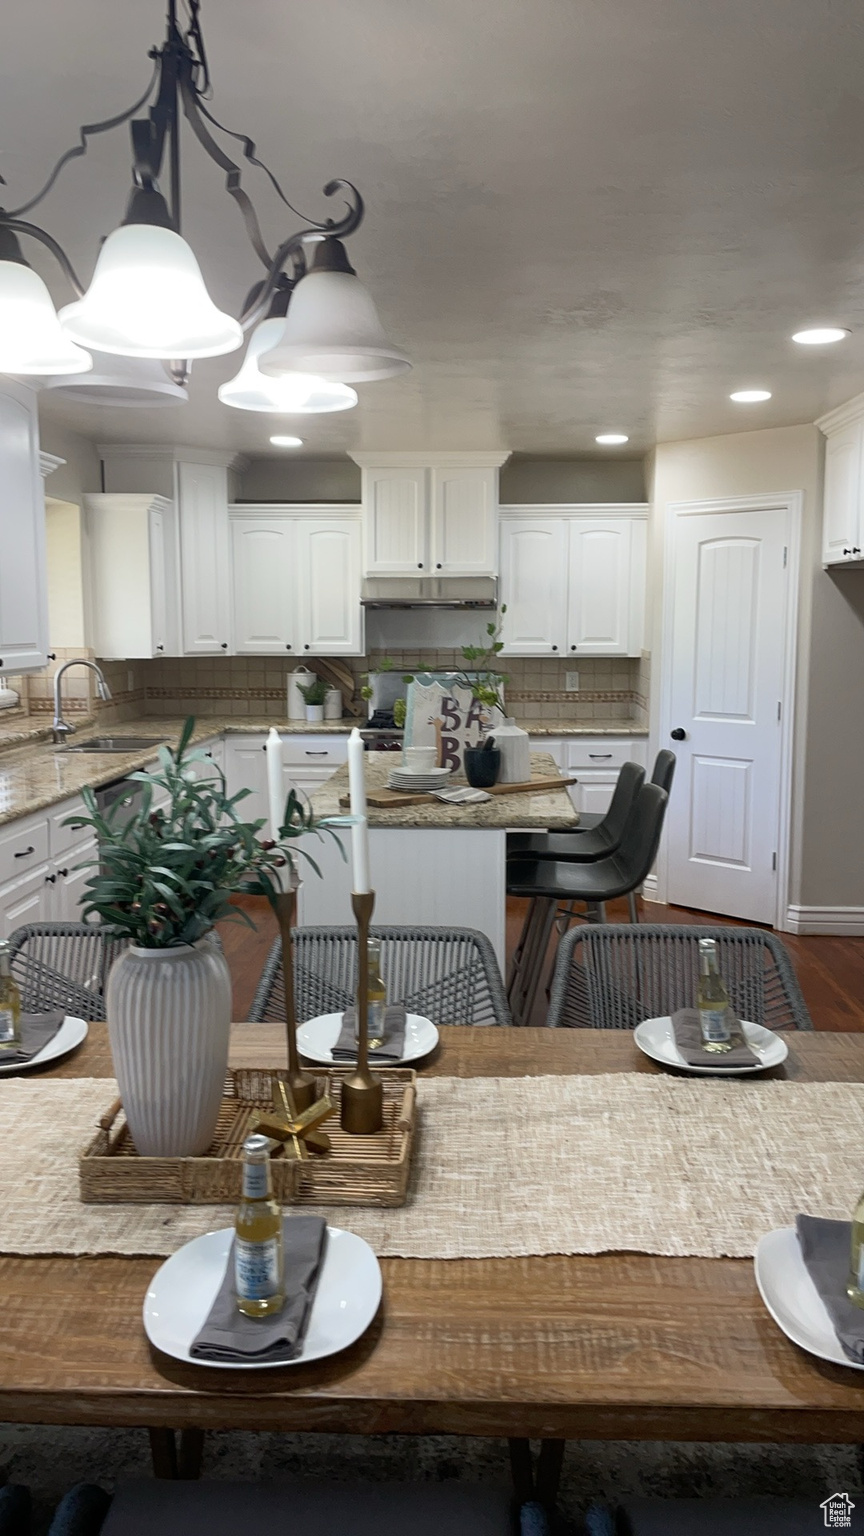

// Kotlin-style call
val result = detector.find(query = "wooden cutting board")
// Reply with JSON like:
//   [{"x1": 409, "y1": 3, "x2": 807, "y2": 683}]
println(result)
[{"x1": 339, "y1": 776, "x2": 578, "y2": 809}]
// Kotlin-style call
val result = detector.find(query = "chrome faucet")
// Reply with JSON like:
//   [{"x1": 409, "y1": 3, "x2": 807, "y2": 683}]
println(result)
[{"x1": 52, "y1": 659, "x2": 113, "y2": 743}]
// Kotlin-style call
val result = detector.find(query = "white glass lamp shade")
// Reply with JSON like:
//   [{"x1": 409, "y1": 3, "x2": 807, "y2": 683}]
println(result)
[
  {"x1": 258, "y1": 269, "x2": 411, "y2": 383},
  {"x1": 42, "y1": 348, "x2": 188, "y2": 406},
  {"x1": 218, "y1": 318, "x2": 358, "y2": 412},
  {"x1": 0, "y1": 261, "x2": 92, "y2": 375},
  {"x1": 59, "y1": 224, "x2": 243, "y2": 360}
]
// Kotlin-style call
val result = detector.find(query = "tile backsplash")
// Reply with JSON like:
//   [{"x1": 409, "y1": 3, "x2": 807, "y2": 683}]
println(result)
[{"x1": 3, "y1": 650, "x2": 649, "y2": 726}]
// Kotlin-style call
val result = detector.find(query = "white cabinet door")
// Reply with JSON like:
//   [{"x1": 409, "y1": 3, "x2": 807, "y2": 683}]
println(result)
[
  {"x1": 567, "y1": 520, "x2": 632, "y2": 656},
  {"x1": 430, "y1": 467, "x2": 496, "y2": 574},
  {"x1": 0, "y1": 867, "x2": 52, "y2": 938},
  {"x1": 572, "y1": 776, "x2": 617, "y2": 818},
  {"x1": 52, "y1": 839, "x2": 97, "y2": 923},
  {"x1": 177, "y1": 463, "x2": 232, "y2": 654},
  {"x1": 364, "y1": 468, "x2": 428, "y2": 573},
  {"x1": 148, "y1": 502, "x2": 170, "y2": 658},
  {"x1": 231, "y1": 518, "x2": 297, "y2": 655},
  {"x1": 297, "y1": 520, "x2": 363, "y2": 655},
  {"x1": 823, "y1": 420, "x2": 863, "y2": 564},
  {"x1": 0, "y1": 382, "x2": 48, "y2": 671},
  {"x1": 86, "y1": 494, "x2": 177, "y2": 658},
  {"x1": 499, "y1": 519, "x2": 568, "y2": 654},
  {"x1": 224, "y1": 737, "x2": 269, "y2": 827}
]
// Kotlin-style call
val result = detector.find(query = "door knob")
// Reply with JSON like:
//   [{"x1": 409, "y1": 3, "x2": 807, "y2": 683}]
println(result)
[{"x1": 670, "y1": 728, "x2": 687, "y2": 741}]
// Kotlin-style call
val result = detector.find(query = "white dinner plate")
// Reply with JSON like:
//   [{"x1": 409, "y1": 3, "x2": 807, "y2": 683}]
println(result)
[
  {"x1": 0, "y1": 1015, "x2": 88, "y2": 1076},
  {"x1": 297, "y1": 1011, "x2": 439, "y2": 1066},
  {"x1": 144, "y1": 1224, "x2": 382, "y2": 1371},
  {"x1": 754, "y1": 1226, "x2": 864, "y2": 1371},
  {"x1": 633, "y1": 1015, "x2": 788, "y2": 1075},
  {"x1": 389, "y1": 767, "x2": 452, "y2": 787}
]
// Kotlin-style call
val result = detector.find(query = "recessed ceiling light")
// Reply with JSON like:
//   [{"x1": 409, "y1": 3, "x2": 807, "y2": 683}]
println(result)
[
  {"x1": 791, "y1": 327, "x2": 850, "y2": 345},
  {"x1": 595, "y1": 433, "x2": 629, "y2": 445},
  {"x1": 730, "y1": 389, "x2": 772, "y2": 403},
  {"x1": 269, "y1": 434, "x2": 303, "y2": 448}
]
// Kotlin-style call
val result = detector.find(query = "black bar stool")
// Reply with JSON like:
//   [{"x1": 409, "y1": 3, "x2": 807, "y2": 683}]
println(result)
[{"x1": 506, "y1": 783, "x2": 669, "y2": 1026}]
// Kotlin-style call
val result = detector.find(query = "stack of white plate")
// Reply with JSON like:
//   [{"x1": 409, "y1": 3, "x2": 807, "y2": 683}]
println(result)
[{"x1": 388, "y1": 765, "x2": 452, "y2": 792}]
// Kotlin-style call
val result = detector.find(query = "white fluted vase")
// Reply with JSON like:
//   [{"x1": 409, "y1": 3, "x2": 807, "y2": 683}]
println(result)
[{"x1": 106, "y1": 939, "x2": 232, "y2": 1157}]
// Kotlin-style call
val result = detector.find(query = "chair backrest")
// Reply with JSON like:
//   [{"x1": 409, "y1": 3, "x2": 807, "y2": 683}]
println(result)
[
  {"x1": 611, "y1": 783, "x2": 668, "y2": 890},
  {"x1": 597, "y1": 760, "x2": 645, "y2": 844},
  {"x1": 249, "y1": 926, "x2": 511, "y2": 1026},
  {"x1": 547, "y1": 923, "x2": 813, "y2": 1031},
  {"x1": 7, "y1": 923, "x2": 128, "y2": 1020},
  {"x1": 650, "y1": 749, "x2": 676, "y2": 795}
]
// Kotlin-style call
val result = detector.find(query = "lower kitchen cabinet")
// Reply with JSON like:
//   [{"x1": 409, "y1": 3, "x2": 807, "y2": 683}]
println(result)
[
  {"x1": 0, "y1": 798, "x2": 97, "y2": 936},
  {"x1": 224, "y1": 732, "x2": 350, "y2": 838},
  {"x1": 530, "y1": 735, "x2": 647, "y2": 816}
]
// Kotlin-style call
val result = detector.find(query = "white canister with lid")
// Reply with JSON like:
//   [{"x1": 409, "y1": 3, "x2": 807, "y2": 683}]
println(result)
[
  {"x1": 324, "y1": 687, "x2": 342, "y2": 720},
  {"x1": 491, "y1": 718, "x2": 532, "y2": 783},
  {"x1": 287, "y1": 667, "x2": 316, "y2": 721}
]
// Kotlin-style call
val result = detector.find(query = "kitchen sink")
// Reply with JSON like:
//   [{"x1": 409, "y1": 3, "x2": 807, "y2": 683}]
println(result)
[{"x1": 55, "y1": 736, "x2": 165, "y2": 753}]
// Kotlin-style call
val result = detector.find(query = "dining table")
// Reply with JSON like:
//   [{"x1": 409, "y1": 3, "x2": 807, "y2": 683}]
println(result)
[{"x1": 2, "y1": 1023, "x2": 864, "y2": 1500}]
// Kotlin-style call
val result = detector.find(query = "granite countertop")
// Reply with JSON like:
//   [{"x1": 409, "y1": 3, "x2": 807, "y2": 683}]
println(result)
[
  {"x1": 0, "y1": 711, "x2": 644, "y2": 829},
  {"x1": 309, "y1": 751, "x2": 579, "y2": 831}
]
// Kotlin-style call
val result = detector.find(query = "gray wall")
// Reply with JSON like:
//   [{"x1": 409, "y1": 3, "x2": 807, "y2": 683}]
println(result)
[
  {"x1": 236, "y1": 454, "x2": 647, "y2": 504},
  {"x1": 237, "y1": 457, "x2": 361, "y2": 503},
  {"x1": 500, "y1": 456, "x2": 646, "y2": 504}
]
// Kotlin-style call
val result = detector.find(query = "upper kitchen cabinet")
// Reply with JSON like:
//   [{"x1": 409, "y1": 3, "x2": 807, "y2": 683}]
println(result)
[
  {"x1": 352, "y1": 453, "x2": 509, "y2": 576},
  {"x1": 176, "y1": 461, "x2": 232, "y2": 654},
  {"x1": 97, "y1": 445, "x2": 239, "y2": 652},
  {"x1": 230, "y1": 506, "x2": 363, "y2": 656},
  {"x1": 818, "y1": 397, "x2": 864, "y2": 565},
  {"x1": 499, "y1": 505, "x2": 648, "y2": 656},
  {"x1": 0, "y1": 381, "x2": 50, "y2": 671},
  {"x1": 85, "y1": 494, "x2": 179, "y2": 659}
]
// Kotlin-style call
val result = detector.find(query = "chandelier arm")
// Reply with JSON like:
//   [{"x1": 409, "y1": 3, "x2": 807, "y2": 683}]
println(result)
[
  {"x1": 192, "y1": 94, "x2": 341, "y2": 229},
  {"x1": 0, "y1": 217, "x2": 85, "y2": 297},
  {"x1": 238, "y1": 236, "x2": 308, "y2": 331},
  {"x1": 4, "y1": 61, "x2": 161, "y2": 219},
  {"x1": 177, "y1": 65, "x2": 274, "y2": 267}
]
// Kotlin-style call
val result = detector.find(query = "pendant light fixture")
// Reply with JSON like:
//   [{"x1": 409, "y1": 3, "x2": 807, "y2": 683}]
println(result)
[
  {"x1": 0, "y1": 230, "x2": 91, "y2": 376},
  {"x1": 218, "y1": 285, "x2": 357, "y2": 413},
  {"x1": 0, "y1": 0, "x2": 409, "y2": 402},
  {"x1": 42, "y1": 349, "x2": 189, "y2": 407},
  {"x1": 259, "y1": 238, "x2": 410, "y2": 384}
]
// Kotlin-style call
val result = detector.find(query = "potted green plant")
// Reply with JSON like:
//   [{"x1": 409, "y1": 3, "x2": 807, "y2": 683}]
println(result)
[
  {"x1": 67, "y1": 718, "x2": 339, "y2": 1157},
  {"x1": 297, "y1": 674, "x2": 329, "y2": 723}
]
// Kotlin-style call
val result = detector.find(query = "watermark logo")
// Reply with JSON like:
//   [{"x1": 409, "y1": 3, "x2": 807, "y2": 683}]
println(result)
[{"x1": 821, "y1": 1493, "x2": 855, "y2": 1529}]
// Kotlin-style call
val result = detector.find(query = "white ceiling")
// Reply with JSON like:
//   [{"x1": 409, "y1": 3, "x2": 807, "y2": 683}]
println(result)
[{"x1": 6, "y1": 0, "x2": 864, "y2": 455}]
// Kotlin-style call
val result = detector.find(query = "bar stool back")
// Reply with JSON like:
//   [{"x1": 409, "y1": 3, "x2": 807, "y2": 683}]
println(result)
[{"x1": 507, "y1": 760, "x2": 646, "y2": 865}]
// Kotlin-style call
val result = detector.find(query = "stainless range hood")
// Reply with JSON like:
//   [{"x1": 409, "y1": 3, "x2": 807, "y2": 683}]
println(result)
[{"x1": 360, "y1": 576, "x2": 498, "y2": 610}]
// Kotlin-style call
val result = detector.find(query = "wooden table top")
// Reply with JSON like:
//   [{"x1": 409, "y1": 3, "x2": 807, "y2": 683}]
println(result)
[{"x1": 4, "y1": 1023, "x2": 864, "y2": 1442}]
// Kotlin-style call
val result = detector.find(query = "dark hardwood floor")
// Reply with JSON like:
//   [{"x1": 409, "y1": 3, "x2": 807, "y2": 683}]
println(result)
[{"x1": 217, "y1": 894, "x2": 864, "y2": 1032}]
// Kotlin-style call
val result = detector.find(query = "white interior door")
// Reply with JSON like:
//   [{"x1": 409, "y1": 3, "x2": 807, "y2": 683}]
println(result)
[{"x1": 664, "y1": 505, "x2": 790, "y2": 923}]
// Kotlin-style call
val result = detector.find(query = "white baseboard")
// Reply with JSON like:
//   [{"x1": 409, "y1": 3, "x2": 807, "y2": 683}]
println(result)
[
  {"x1": 785, "y1": 904, "x2": 864, "y2": 935},
  {"x1": 642, "y1": 873, "x2": 663, "y2": 903}
]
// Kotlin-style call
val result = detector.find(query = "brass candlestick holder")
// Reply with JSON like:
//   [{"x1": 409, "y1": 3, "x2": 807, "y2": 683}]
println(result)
[
  {"x1": 340, "y1": 889, "x2": 384, "y2": 1135},
  {"x1": 272, "y1": 887, "x2": 318, "y2": 1113}
]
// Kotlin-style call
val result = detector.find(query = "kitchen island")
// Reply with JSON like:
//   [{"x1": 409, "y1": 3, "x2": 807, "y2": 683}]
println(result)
[{"x1": 299, "y1": 751, "x2": 578, "y2": 970}]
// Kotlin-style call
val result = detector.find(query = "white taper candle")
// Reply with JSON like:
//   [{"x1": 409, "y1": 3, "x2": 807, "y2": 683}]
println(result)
[
  {"x1": 347, "y1": 727, "x2": 371, "y2": 893},
  {"x1": 265, "y1": 727, "x2": 284, "y2": 843}
]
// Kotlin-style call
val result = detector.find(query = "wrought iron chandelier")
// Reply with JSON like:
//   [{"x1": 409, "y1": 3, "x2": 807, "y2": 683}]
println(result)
[{"x1": 0, "y1": 0, "x2": 410, "y2": 412}]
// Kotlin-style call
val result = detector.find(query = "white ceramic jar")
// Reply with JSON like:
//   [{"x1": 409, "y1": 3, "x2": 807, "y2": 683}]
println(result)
[
  {"x1": 492, "y1": 717, "x2": 532, "y2": 783},
  {"x1": 106, "y1": 938, "x2": 232, "y2": 1157}
]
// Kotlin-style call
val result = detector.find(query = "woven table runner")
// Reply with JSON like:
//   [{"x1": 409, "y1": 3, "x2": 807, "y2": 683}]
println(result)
[{"x1": 2, "y1": 1073, "x2": 863, "y2": 1259}]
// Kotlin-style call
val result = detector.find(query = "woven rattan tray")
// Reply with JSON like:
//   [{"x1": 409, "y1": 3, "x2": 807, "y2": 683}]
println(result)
[{"x1": 79, "y1": 1067, "x2": 417, "y2": 1207}]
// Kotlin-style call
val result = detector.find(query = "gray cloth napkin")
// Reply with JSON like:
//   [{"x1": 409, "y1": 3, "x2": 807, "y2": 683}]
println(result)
[
  {"x1": 796, "y1": 1214, "x2": 864, "y2": 1364},
  {"x1": 670, "y1": 1007, "x2": 759, "y2": 1067},
  {"x1": 0, "y1": 1011, "x2": 64, "y2": 1066},
  {"x1": 331, "y1": 1004, "x2": 407, "y2": 1063},
  {"x1": 190, "y1": 1215, "x2": 327, "y2": 1365}
]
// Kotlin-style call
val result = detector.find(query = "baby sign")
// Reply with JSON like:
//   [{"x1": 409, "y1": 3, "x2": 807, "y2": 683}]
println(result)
[{"x1": 403, "y1": 674, "x2": 494, "y2": 777}]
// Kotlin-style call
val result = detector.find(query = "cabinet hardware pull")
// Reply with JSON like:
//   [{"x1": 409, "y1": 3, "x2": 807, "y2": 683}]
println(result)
[
  {"x1": 588, "y1": 753, "x2": 612, "y2": 759},
  {"x1": 57, "y1": 868, "x2": 68, "y2": 878},
  {"x1": 855, "y1": 548, "x2": 862, "y2": 555},
  {"x1": 305, "y1": 751, "x2": 328, "y2": 756},
  {"x1": 47, "y1": 652, "x2": 56, "y2": 661},
  {"x1": 570, "y1": 645, "x2": 577, "y2": 651},
  {"x1": 552, "y1": 645, "x2": 558, "y2": 651},
  {"x1": 45, "y1": 873, "x2": 56, "y2": 884},
  {"x1": 221, "y1": 642, "x2": 228, "y2": 649},
  {"x1": 286, "y1": 643, "x2": 292, "y2": 650},
  {"x1": 436, "y1": 563, "x2": 442, "y2": 569},
  {"x1": 844, "y1": 548, "x2": 852, "y2": 555},
  {"x1": 304, "y1": 644, "x2": 310, "y2": 650},
  {"x1": 14, "y1": 846, "x2": 35, "y2": 858}
]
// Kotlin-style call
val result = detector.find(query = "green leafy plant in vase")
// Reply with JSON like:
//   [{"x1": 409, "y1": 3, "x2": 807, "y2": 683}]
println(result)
[
  {"x1": 66, "y1": 717, "x2": 342, "y2": 1157},
  {"x1": 297, "y1": 675, "x2": 329, "y2": 722}
]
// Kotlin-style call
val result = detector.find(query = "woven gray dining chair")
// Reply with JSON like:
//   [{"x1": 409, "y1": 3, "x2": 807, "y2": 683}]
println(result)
[
  {"x1": 546, "y1": 923, "x2": 813, "y2": 1031},
  {"x1": 249, "y1": 925, "x2": 511, "y2": 1026},
  {"x1": 6, "y1": 922, "x2": 128, "y2": 1020}
]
